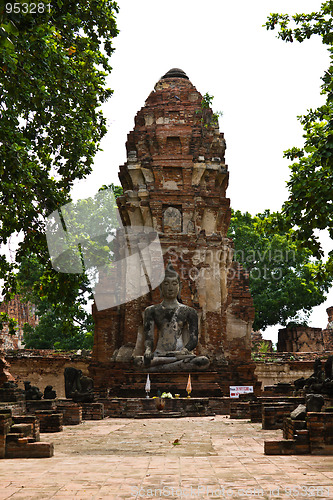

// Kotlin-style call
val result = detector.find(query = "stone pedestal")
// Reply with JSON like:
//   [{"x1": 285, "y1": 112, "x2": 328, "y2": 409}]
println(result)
[
  {"x1": 265, "y1": 412, "x2": 333, "y2": 455},
  {"x1": 90, "y1": 359, "x2": 260, "y2": 398},
  {"x1": 0, "y1": 409, "x2": 53, "y2": 459},
  {"x1": 35, "y1": 411, "x2": 63, "y2": 433},
  {"x1": 80, "y1": 402, "x2": 104, "y2": 420},
  {"x1": 55, "y1": 399, "x2": 82, "y2": 425}
]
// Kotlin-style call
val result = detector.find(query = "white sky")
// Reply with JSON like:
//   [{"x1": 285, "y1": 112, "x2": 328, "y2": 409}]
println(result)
[{"x1": 71, "y1": 0, "x2": 333, "y2": 344}]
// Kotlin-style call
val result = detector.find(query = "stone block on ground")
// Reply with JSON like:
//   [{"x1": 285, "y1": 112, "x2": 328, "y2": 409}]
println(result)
[
  {"x1": 26, "y1": 399, "x2": 56, "y2": 413},
  {"x1": 6, "y1": 440, "x2": 54, "y2": 458},
  {"x1": 230, "y1": 401, "x2": 250, "y2": 419},
  {"x1": 0, "y1": 411, "x2": 12, "y2": 459},
  {"x1": 56, "y1": 400, "x2": 82, "y2": 425},
  {"x1": 306, "y1": 394, "x2": 324, "y2": 412},
  {"x1": 290, "y1": 404, "x2": 307, "y2": 421},
  {"x1": 283, "y1": 417, "x2": 306, "y2": 440},
  {"x1": 262, "y1": 403, "x2": 296, "y2": 430},
  {"x1": 308, "y1": 412, "x2": 333, "y2": 455},
  {"x1": 80, "y1": 402, "x2": 104, "y2": 420},
  {"x1": 0, "y1": 407, "x2": 54, "y2": 459},
  {"x1": 10, "y1": 423, "x2": 33, "y2": 438},
  {"x1": 13, "y1": 415, "x2": 40, "y2": 441},
  {"x1": 35, "y1": 411, "x2": 63, "y2": 433},
  {"x1": 264, "y1": 439, "x2": 310, "y2": 455}
]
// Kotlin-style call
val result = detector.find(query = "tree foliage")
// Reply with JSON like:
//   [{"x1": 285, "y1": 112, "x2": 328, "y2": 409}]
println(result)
[
  {"x1": 99, "y1": 183, "x2": 123, "y2": 198},
  {"x1": 0, "y1": 2, "x2": 118, "y2": 348},
  {"x1": 15, "y1": 183, "x2": 123, "y2": 349},
  {"x1": 0, "y1": 312, "x2": 17, "y2": 336},
  {"x1": 264, "y1": 2, "x2": 333, "y2": 263},
  {"x1": 17, "y1": 253, "x2": 94, "y2": 350},
  {"x1": 228, "y1": 210, "x2": 332, "y2": 330},
  {"x1": 0, "y1": 0, "x2": 118, "y2": 297}
]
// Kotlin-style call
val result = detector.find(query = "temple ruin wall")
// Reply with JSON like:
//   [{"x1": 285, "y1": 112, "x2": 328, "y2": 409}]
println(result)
[{"x1": 5, "y1": 350, "x2": 331, "y2": 395}]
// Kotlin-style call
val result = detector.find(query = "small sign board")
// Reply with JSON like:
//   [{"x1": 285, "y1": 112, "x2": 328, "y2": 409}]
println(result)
[{"x1": 230, "y1": 386, "x2": 253, "y2": 398}]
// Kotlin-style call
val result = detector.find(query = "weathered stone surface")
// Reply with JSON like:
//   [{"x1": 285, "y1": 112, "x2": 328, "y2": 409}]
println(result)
[
  {"x1": 26, "y1": 399, "x2": 56, "y2": 413},
  {"x1": 0, "y1": 409, "x2": 53, "y2": 459},
  {"x1": 10, "y1": 423, "x2": 33, "y2": 437},
  {"x1": 0, "y1": 412, "x2": 12, "y2": 458},
  {"x1": 80, "y1": 402, "x2": 104, "y2": 420},
  {"x1": 262, "y1": 403, "x2": 300, "y2": 430},
  {"x1": 306, "y1": 394, "x2": 324, "y2": 413},
  {"x1": 96, "y1": 397, "x2": 232, "y2": 418},
  {"x1": 5, "y1": 440, "x2": 54, "y2": 458},
  {"x1": 137, "y1": 262, "x2": 210, "y2": 372},
  {"x1": 13, "y1": 415, "x2": 40, "y2": 441},
  {"x1": 278, "y1": 326, "x2": 326, "y2": 352},
  {"x1": 35, "y1": 411, "x2": 63, "y2": 433},
  {"x1": 290, "y1": 404, "x2": 307, "y2": 421},
  {"x1": 278, "y1": 307, "x2": 333, "y2": 352},
  {"x1": 5, "y1": 350, "x2": 90, "y2": 398},
  {"x1": 64, "y1": 367, "x2": 95, "y2": 402},
  {"x1": 56, "y1": 400, "x2": 82, "y2": 425},
  {"x1": 267, "y1": 411, "x2": 333, "y2": 455}
]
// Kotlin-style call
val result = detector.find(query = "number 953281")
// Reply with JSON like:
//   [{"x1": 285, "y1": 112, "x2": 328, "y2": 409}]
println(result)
[{"x1": 5, "y1": 3, "x2": 51, "y2": 14}]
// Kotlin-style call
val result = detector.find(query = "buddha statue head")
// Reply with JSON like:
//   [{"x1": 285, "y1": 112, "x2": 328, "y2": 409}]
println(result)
[{"x1": 159, "y1": 261, "x2": 182, "y2": 302}]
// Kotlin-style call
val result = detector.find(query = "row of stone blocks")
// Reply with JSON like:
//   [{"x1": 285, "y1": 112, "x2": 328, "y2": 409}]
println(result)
[
  {"x1": 99, "y1": 397, "x2": 231, "y2": 418},
  {"x1": 228, "y1": 397, "x2": 305, "y2": 424},
  {"x1": 95, "y1": 396, "x2": 306, "y2": 420},
  {"x1": 26, "y1": 400, "x2": 104, "y2": 427},
  {"x1": 265, "y1": 412, "x2": 333, "y2": 455},
  {"x1": 0, "y1": 410, "x2": 53, "y2": 458},
  {"x1": 0, "y1": 400, "x2": 105, "y2": 459},
  {"x1": 228, "y1": 396, "x2": 333, "y2": 455}
]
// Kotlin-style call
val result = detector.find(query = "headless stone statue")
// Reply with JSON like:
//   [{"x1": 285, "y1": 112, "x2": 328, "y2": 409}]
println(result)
[
  {"x1": 43, "y1": 385, "x2": 57, "y2": 400},
  {"x1": 139, "y1": 262, "x2": 210, "y2": 372},
  {"x1": 24, "y1": 381, "x2": 42, "y2": 401},
  {"x1": 64, "y1": 367, "x2": 95, "y2": 402}
]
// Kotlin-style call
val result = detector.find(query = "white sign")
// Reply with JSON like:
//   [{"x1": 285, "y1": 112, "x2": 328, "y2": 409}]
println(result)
[{"x1": 229, "y1": 386, "x2": 253, "y2": 398}]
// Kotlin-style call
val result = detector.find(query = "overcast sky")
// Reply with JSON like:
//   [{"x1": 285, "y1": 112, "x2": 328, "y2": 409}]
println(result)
[{"x1": 72, "y1": 0, "x2": 333, "y2": 343}]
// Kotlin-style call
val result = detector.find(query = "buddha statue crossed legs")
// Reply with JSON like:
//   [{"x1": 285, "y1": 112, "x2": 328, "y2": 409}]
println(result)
[{"x1": 140, "y1": 262, "x2": 210, "y2": 372}]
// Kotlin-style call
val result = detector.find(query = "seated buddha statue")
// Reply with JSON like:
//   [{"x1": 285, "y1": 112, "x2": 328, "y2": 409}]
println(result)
[{"x1": 139, "y1": 262, "x2": 210, "y2": 372}]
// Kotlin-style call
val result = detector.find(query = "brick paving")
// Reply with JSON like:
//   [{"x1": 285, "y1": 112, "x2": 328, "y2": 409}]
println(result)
[{"x1": 0, "y1": 415, "x2": 332, "y2": 499}]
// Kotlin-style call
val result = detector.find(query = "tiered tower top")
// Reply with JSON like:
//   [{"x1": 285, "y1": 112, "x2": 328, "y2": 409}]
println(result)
[{"x1": 118, "y1": 68, "x2": 231, "y2": 236}]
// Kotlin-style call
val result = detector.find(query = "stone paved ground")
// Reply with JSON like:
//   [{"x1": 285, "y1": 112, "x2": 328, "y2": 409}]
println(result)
[{"x1": 0, "y1": 415, "x2": 332, "y2": 499}]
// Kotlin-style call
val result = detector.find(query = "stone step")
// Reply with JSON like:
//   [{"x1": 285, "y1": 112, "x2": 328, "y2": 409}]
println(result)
[
  {"x1": 10, "y1": 424, "x2": 33, "y2": 438},
  {"x1": 5, "y1": 441, "x2": 54, "y2": 458},
  {"x1": 6, "y1": 433, "x2": 24, "y2": 442},
  {"x1": 135, "y1": 412, "x2": 183, "y2": 418},
  {"x1": 294, "y1": 429, "x2": 309, "y2": 444}
]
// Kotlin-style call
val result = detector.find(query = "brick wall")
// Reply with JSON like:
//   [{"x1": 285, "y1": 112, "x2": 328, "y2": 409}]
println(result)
[
  {"x1": 278, "y1": 326, "x2": 325, "y2": 352},
  {"x1": 5, "y1": 350, "x2": 90, "y2": 398},
  {"x1": 277, "y1": 307, "x2": 333, "y2": 353}
]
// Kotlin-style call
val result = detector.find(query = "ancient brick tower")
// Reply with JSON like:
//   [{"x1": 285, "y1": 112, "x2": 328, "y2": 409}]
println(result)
[{"x1": 90, "y1": 69, "x2": 258, "y2": 395}]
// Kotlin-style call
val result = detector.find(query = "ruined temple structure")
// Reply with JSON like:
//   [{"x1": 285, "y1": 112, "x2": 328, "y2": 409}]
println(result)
[
  {"x1": 90, "y1": 69, "x2": 260, "y2": 396},
  {"x1": 0, "y1": 338, "x2": 15, "y2": 386},
  {"x1": 278, "y1": 307, "x2": 333, "y2": 353},
  {"x1": 0, "y1": 295, "x2": 38, "y2": 350}
]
